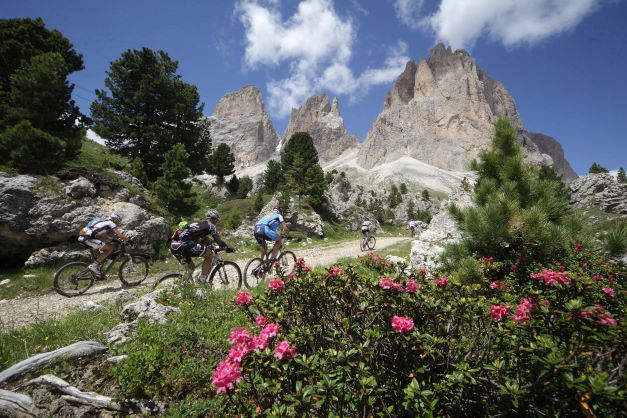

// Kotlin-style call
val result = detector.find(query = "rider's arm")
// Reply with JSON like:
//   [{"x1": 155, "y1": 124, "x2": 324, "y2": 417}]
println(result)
[
  {"x1": 281, "y1": 222, "x2": 290, "y2": 238},
  {"x1": 211, "y1": 231, "x2": 228, "y2": 248},
  {"x1": 112, "y1": 228, "x2": 128, "y2": 242}
]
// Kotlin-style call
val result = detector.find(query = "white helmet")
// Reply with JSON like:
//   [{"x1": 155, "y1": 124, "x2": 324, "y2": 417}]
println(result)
[
  {"x1": 110, "y1": 213, "x2": 122, "y2": 225},
  {"x1": 205, "y1": 209, "x2": 220, "y2": 220}
]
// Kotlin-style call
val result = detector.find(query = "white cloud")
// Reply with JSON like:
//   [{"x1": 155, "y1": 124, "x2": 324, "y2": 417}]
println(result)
[
  {"x1": 419, "y1": 0, "x2": 602, "y2": 49},
  {"x1": 237, "y1": 0, "x2": 410, "y2": 117},
  {"x1": 393, "y1": 0, "x2": 425, "y2": 29}
]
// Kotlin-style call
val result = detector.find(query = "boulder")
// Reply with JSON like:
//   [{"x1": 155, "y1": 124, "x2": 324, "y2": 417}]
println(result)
[
  {"x1": 570, "y1": 173, "x2": 627, "y2": 214},
  {"x1": 64, "y1": 177, "x2": 97, "y2": 199},
  {"x1": 112, "y1": 202, "x2": 149, "y2": 229},
  {"x1": 25, "y1": 243, "x2": 91, "y2": 268}
]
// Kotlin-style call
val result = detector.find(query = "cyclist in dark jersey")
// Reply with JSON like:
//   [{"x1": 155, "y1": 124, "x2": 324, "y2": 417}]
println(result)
[{"x1": 170, "y1": 209, "x2": 234, "y2": 283}]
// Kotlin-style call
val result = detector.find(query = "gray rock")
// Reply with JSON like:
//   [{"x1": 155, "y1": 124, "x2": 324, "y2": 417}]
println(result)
[
  {"x1": 112, "y1": 202, "x2": 149, "y2": 229},
  {"x1": 208, "y1": 85, "x2": 280, "y2": 170},
  {"x1": 25, "y1": 243, "x2": 91, "y2": 268},
  {"x1": 64, "y1": 177, "x2": 97, "y2": 198},
  {"x1": 0, "y1": 279, "x2": 10, "y2": 286},
  {"x1": 357, "y1": 44, "x2": 556, "y2": 172},
  {"x1": 283, "y1": 94, "x2": 358, "y2": 162},
  {"x1": 80, "y1": 301, "x2": 103, "y2": 311},
  {"x1": 526, "y1": 132, "x2": 578, "y2": 181},
  {"x1": 570, "y1": 173, "x2": 627, "y2": 214},
  {"x1": 115, "y1": 290, "x2": 135, "y2": 303}
]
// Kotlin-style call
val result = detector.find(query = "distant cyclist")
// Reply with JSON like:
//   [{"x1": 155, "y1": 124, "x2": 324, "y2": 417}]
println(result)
[
  {"x1": 361, "y1": 217, "x2": 373, "y2": 239},
  {"x1": 79, "y1": 213, "x2": 128, "y2": 275},
  {"x1": 169, "y1": 209, "x2": 235, "y2": 283},
  {"x1": 408, "y1": 220, "x2": 418, "y2": 237},
  {"x1": 254, "y1": 204, "x2": 291, "y2": 262}
]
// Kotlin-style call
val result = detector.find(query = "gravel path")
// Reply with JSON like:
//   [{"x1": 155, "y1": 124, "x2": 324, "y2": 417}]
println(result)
[{"x1": 0, "y1": 236, "x2": 410, "y2": 331}]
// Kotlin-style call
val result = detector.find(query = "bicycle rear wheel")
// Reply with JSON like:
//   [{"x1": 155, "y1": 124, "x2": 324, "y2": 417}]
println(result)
[
  {"x1": 277, "y1": 251, "x2": 297, "y2": 276},
  {"x1": 53, "y1": 262, "x2": 95, "y2": 297},
  {"x1": 243, "y1": 257, "x2": 267, "y2": 289},
  {"x1": 209, "y1": 261, "x2": 242, "y2": 290},
  {"x1": 153, "y1": 272, "x2": 184, "y2": 290},
  {"x1": 119, "y1": 255, "x2": 149, "y2": 286},
  {"x1": 367, "y1": 236, "x2": 376, "y2": 250}
]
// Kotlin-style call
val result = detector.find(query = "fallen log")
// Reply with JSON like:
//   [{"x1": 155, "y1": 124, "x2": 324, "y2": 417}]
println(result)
[
  {"x1": 0, "y1": 388, "x2": 35, "y2": 417},
  {"x1": 0, "y1": 341, "x2": 107, "y2": 386}
]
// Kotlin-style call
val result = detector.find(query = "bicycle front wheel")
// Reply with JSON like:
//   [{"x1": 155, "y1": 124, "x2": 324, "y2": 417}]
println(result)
[
  {"x1": 243, "y1": 257, "x2": 267, "y2": 289},
  {"x1": 119, "y1": 255, "x2": 149, "y2": 286},
  {"x1": 367, "y1": 236, "x2": 376, "y2": 250},
  {"x1": 209, "y1": 261, "x2": 242, "y2": 290},
  {"x1": 360, "y1": 238, "x2": 367, "y2": 252},
  {"x1": 53, "y1": 262, "x2": 95, "y2": 297},
  {"x1": 277, "y1": 251, "x2": 297, "y2": 276},
  {"x1": 153, "y1": 272, "x2": 184, "y2": 290}
]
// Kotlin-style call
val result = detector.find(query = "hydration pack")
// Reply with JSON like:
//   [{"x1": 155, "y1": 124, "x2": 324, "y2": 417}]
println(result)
[{"x1": 79, "y1": 218, "x2": 105, "y2": 238}]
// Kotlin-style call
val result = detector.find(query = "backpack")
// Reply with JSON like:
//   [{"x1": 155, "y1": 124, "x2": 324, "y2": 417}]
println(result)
[
  {"x1": 79, "y1": 218, "x2": 105, "y2": 238},
  {"x1": 170, "y1": 220, "x2": 189, "y2": 241}
]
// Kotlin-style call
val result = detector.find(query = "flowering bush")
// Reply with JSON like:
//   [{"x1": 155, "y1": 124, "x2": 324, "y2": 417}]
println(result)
[{"x1": 211, "y1": 257, "x2": 625, "y2": 416}]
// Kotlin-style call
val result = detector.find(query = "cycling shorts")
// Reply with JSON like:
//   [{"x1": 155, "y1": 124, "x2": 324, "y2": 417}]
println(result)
[
  {"x1": 254, "y1": 225, "x2": 279, "y2": 245},
  {"x1": 170, "y1": 240, "x2": 209, "y2": 262},
  {"x1": 78, "y1": 236, "x2": 106, "y2": 250}
]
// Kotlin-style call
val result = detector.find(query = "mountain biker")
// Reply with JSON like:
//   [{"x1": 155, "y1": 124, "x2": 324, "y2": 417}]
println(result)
[
  {"x1": 254, "y1": 204, "x2": 291, "y2": 262},
  {"x1": 80, "y1": 213, "x2": 128, "y2": 275},
  {"x1": 408, "y1": 220, "x2": 418, "y2": 237},
  {"x1": 169, "y1": 209, "x2": 235, "y2": 283},
  {"x1": 361, "y1": 217, "x2": 373, "y2": 240}
]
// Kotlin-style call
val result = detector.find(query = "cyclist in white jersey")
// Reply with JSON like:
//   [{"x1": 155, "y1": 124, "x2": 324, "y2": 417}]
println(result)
[{"x1": 79, "y1": 213, "x2": 128, "y2": 275}]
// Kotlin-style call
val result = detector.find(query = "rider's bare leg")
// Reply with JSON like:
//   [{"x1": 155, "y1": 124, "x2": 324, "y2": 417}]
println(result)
[
  {"x1": 95, "y1": 243, "x2": 113, "y2": 263},
  {"x1": 201, "y1": 251, "x2": 214, "y2": 276},
  {"x1": 259, "y1": 243, "x2": 268, "y2": 260},
  {"x1": 270, "y1": 238, "x2": 284, "y2": 259}
]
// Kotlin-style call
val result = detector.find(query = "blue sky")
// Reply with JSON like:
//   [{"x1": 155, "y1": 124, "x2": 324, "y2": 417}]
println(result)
[{"x1": 2, "y1": 0, "x2": 626, "y2": 175}]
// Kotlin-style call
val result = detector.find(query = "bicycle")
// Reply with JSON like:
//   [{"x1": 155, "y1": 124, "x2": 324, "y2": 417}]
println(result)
[
  {"x1": 243, "y1": 243, "x2": 297, "y2": 289},
  {"x1": 53, "y1": 240, "x2": 149, "y2": 297},
  {"x1": 153, "y1": 245, "x2": 242, "y2": 290},
  {"x1": 360, "y1": 233, "x2": 376, "y2": 251}
]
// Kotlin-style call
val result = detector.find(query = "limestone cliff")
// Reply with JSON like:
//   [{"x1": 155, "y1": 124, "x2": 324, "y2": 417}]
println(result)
[
  {"x1": 526, "y1": 132, "x2": 578, "y2": 181},
  {"x1": 208, "y1": 86, "x2": 280, "y2": 170},
  {"x1": 357, "y1": 44, "x2": 552, "y2": 172},
  {"x1": 283, "y1": 94, "x2": 358, "y2": 161}
]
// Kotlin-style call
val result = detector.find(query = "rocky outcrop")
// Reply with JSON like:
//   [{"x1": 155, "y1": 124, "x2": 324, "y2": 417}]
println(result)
[
  {"x1": 570, "y1": 173, "x2": 627, "y2": 214},
  {"x1": 357, "y1": 44, "x2": 553, "y2": 172},
  {"x1": 410, "y1": 182, "x2": 474, "y2": 270},
  {"x1": 208, "y1": 85, "x2": 280, "y2": 170},
  {"x1": 283, "y1": 94, "x2": 358, "y2": 161},
  {"x1": 526, "y1": 132, "x2": 578, "y2": 181},
  {"x1": 0, "y1": 172, "x2": 169, "y2": 267}
]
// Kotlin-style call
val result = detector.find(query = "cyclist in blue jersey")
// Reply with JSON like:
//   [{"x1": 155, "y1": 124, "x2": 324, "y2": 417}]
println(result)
[{"x1": 253, "y1": 204, "x2": 291, "y2": 261}]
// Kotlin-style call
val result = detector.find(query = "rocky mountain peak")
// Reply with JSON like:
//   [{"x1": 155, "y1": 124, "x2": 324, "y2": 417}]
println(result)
[
  {"x1": 208, "y1": 85, "x2": 280, "y2": 170},
  {"x1": 526, "y1": 132, "x2": 578, "y2": 181},
  {"x1": 283, "y1": 93, "x2": 358, "y2": 161},
  {"x1": 357, "y1": 44, "x2": 554, "y2": 172}
]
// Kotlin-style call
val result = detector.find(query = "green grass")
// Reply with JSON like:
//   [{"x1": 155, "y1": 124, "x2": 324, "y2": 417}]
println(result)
[
  {"x1": 373, "y1": 240, "x2": 413, "y2": 259},
  {"x1": 65, "y1": 139, "x2": 130, "y2": 174},
  {"x1": 0, "y1": 266, "x2": 61, "y2": 300},
  {"x1": 0, "y1": 301, "x2": 122, "y2": 369}
]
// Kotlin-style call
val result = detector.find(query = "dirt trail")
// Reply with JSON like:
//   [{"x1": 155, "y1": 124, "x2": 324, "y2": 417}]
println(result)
[{"x1": 0, "y1": 236, "x2": 410, "y2": 330}]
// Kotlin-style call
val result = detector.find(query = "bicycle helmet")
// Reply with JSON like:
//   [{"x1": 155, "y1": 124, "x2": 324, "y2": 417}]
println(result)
[
  {"x1": 205, "y1": 209, "x2": 220, "y2": 221},
  {"x1": 110, "y1": 213, "x2": 122, "y2": 225}
]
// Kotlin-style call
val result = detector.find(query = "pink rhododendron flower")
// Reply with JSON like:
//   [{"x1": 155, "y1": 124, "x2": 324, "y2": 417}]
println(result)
[
  {"x1": 489, "y1": 281, "x2": 500, "y2": 289},
  {"x1": 391, "y1": 282, "x2": 403, "y2": 291},
  {"x1": 260, "y1": 323, "x2": 280, "y2": 340},
  {"x1": 573, "y1": 243, "x2": 583, "y2": 253},
  {"x1": 250, "y1": 335, "x2": 269, "y2": 350},
  {"x1": 295, "y1": 258, "x2": 305, "y2": 267},
  {"x1": 482, "y1": 256, "x2": 494, "y2": 264},
  {"x1": 329, "y1": 266, "x2": 343, "y2": 278},
  {"x1": 255, "y1": 315, "x2": 268, "y2": 328},
  {"x1": 235, "y1": 291, "x2": 254, "y2": 305},
  {"x1": 583, "y1": 262, "x2": 589, "y2": 269},
  {"x1": 602, "y1": 287, "x2": 615, "y2": 297},
  {"x1": 514, "y1": 298, "x2": 533, "y2": 324},
  {"x1": 434, "y1": 278, "x2": 448, "y2": 287},
  {"x1": 274, "y1": 340, "x2": 297, "y2": 360},
  {"x1": 378, "y1": 278, "x2": 395, "y2": 289},
  {"x1": 287, "y1": 273, "x2": 296, "y2": 280},
  {"x1": 302, "y1": 266, "x2": 312, "y2": 272},
  {"x1": 268, "y1": 278, "x2": 285, "y2": 292},
  {"x1": 416, "y1": 267, "x2": 428, "y2": 278},
  {"x1": 530, "y1": 269, "x2": 571, "y2": 286},
  {"x1": 579, "y1": 311, "x2": 594, "y2": 318},
  {"x1": 591, "y1": 275, "x2": 604, "y2": 281},
  {"x1": 542, "y1": 300, "x2": 550, "y2": 307},
  {"x1": 212, "y1": 360, "x2": 241, "y2": 394},
  {"x1": 490, "y1": 305, "x2": 510, "y2": 321},
  {"x1": 598, "y1": 315, "x2": 617, "y2": 327},
  {"x1": 228, "y1": 327, "x2": 252, "y2": 345},
  {"x1": 391, "y1": 316, "x2": 414, "y2": 333},
  {"x1": 510, "y1": 264, "x2": 518, "y2": 272},
  {"x1": 405, "y1": 279, "x2": 420, "y2": 292},
  {"x1": 228, "y1": 342, "x2": 251, "y2": 363}
]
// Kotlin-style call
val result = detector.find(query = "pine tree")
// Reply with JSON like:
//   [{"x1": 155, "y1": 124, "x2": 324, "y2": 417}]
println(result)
[
  {"x1": 281, "y1": 132, "x2": 318, "y2": 174},
  {"x1": 208, "y1": 143, "x2": 235, "y2": 185},
  {"x1": 252, "y1": 193, "x2": 264, "y2": 214},
  {"x1": 400, "y1": 183, "x2": 408, "y2": 194},
  {"x1": 407, "y1": 199, "x2": 416, "y2": 219},
  {"x1": 226, "y1": 175, "x2": 239, "y2": 195},
  {"x1": 617, "y1": 167, "x2": 627, "y2": 183},
  {"x1": 305, "y1": 164, "x2": 327, "y2": 211},
  {"x1": 153, "y1": 144, "x2": 198, "y2": 216},
  {"x1": 262, "y1": 160, "x2": 283, "y2": 193},
  {"x1": 421, "y1": 189, "x2": 430, "y2": 201},
  {"x1": 237, "y1": 176, "x2": 253, "y2": 199},
  {"x1": 443, "y1": 119, "x2": 581, "y2": 279},
  {"x1": 129, "y1": 158, "x2": 148, "y2": 186},
  {"x1": 588, "y1": 162, "x2": 609, "y2": 174},
  {"x1": 91, "y1": 47, "x2": 207, "y2": 181}
]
